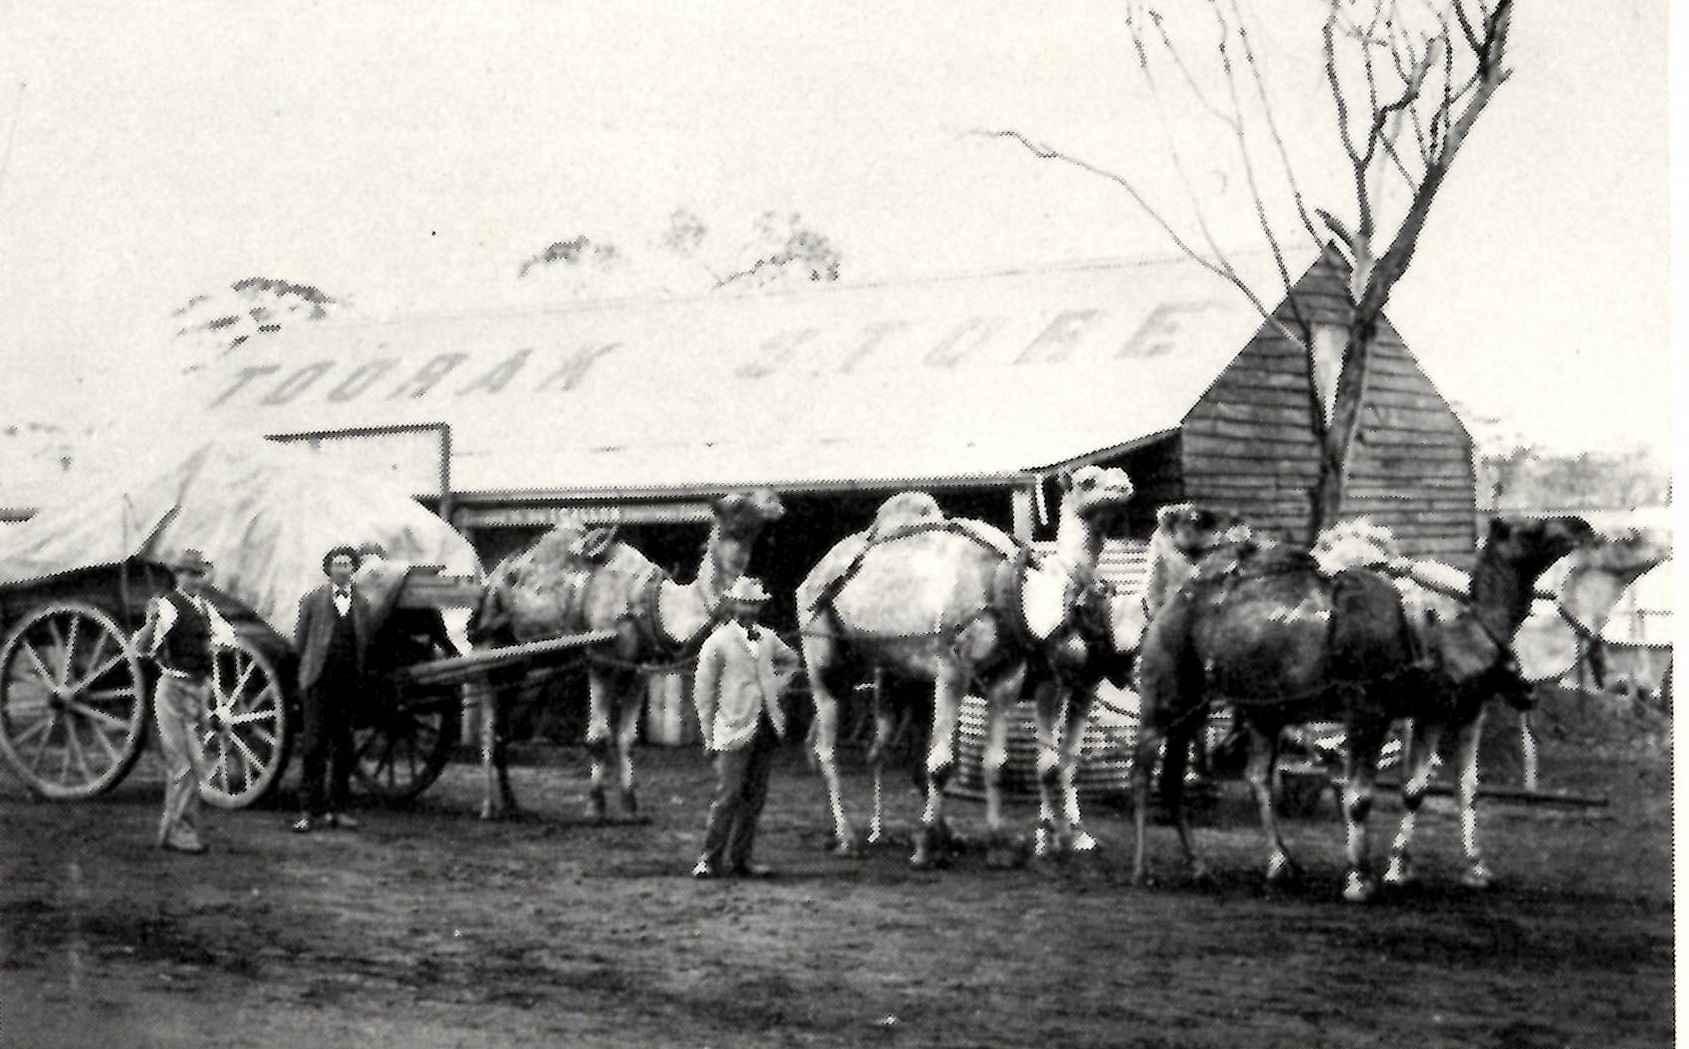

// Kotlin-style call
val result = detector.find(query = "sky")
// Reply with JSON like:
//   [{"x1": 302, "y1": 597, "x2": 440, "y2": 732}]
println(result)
[{"x1": 0, "y1": 0, "x2": 1672, "y2": 465}]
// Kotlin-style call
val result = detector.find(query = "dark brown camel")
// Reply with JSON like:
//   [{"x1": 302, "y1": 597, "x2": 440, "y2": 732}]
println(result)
[{"x1": 1131, "y1": 515, "x2": 1596, "y2": 902}]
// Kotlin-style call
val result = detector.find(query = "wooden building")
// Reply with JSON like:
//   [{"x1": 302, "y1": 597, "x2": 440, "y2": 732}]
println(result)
[
  {"x1": 1146, "y1": 248, "x2": 1476, "y2": 559},
  {"x1": 184, "y1": 248, "x2": 1476, "y2": 619}
]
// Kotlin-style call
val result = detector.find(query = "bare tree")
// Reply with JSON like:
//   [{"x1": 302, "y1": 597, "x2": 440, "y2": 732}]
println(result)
[{"x1": 988, "y1": 0, "x2": 1514, "y2": 533}]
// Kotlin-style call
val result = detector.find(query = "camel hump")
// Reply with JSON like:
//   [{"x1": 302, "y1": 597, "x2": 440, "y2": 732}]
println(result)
[
  {"x1": 863, "y1": 491, "x2": 1017, "y2": 557},
  {"x1": 1190, "y1": 539, "x2": 1316, "y2": 586},
  {"x1": 867, "y1": 491, "x2": 946, "y2": 541},
  {"x1": 1312, "y1": 518, "x2": 1401, "y2": 574},
  {"x1": 798, "y1": 535, "x2": 872, "y2": 616}
]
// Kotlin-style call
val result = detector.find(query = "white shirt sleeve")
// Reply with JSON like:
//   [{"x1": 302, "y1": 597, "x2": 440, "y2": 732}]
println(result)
[
  {"x1": 203, "y1": 601, "x2": 239, "y2": 649},
  {"x1": 145, "y1": 597, "x2": 177, "y2": 654}
]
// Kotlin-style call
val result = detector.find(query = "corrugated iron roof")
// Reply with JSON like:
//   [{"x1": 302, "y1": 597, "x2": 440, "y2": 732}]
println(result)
[{"x1": 193, "y1": 253, "x2": 1281, "y2": 496}]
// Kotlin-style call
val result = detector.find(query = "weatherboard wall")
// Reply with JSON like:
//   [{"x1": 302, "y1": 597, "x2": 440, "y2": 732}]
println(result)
[{"x1": 1179, "y1": 252, "x2": 1476, "y2": 560}]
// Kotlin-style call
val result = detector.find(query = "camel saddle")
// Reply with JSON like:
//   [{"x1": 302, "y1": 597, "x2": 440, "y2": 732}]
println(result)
[{"x1": 803, "y1": 496, "x2": 1021, "y2": 620}]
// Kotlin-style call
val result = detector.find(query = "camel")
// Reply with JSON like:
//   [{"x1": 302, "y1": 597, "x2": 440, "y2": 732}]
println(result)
[
  {"x1": 470, "y1": 489, "x2": 785, "y2": 820},
  {"x1": 1312, "y1": 519, "x2": 1671, "y2": 889},
  {"x1": 799, "y1": 467, "x2": 1247, "y2": 867},
  {"x1": 1023, "y1": 500, "x2": 1251, "y2": 855},
  {"x1": 1131, "y1": 514, "x2": 1601, "y2": 902},
  {"x1": 799, "y1": 467, "x2": 1135, "y2": 867}
]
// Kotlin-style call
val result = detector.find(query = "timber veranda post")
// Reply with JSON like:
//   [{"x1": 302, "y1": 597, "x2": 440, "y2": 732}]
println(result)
[{"x1": 1011, "y1": 485, "x2": 1036, "y2": 543}]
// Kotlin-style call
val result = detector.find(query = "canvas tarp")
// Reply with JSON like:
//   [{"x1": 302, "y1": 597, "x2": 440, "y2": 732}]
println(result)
[{"x1": 0, "y1": 437, "x2": 482, "y2": 642}]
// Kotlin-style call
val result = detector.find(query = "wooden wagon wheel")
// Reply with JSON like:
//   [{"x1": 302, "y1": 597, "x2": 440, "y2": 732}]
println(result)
[
  {"x1": 352, "y1": 682, "x2": 460, "y2": 803},
  {"x1": 0, "y1": 601, "x2": 147, "y2": 799},
  {"x1": 199, "y1": 636, "x2": 289, "y2": 810}
]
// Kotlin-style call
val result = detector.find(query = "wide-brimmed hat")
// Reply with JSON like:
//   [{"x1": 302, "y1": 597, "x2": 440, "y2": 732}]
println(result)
[
  {"x1": 722, "y1": 576, "x2": 770, "y2": 604},
  {"x1": 171, "y1": 548, "x2": 213, "y2": 575}
]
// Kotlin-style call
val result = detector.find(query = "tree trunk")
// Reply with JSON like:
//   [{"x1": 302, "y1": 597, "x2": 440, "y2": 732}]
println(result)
[{"x1": 1312, "y1": 312, "x2": 1376, "y2": 537}]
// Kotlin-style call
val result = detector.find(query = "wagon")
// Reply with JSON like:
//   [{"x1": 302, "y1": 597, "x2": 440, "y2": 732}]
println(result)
[{"x1": 0, "y1": 437, "x2": 608, "y2": 809}]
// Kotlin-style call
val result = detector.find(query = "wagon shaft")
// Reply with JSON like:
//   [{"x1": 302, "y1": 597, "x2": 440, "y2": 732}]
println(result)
[{"x1": 401, "y1": 630, "x2": 619, "y2": 687}]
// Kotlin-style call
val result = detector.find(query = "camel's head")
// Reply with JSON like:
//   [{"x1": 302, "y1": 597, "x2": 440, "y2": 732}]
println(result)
[
  {"x1": 1576, "y1": 525, "x2": 1672, "y2": 579},
  {"x1": 1525, "y1": 524, "x2": 1671, "y2": 648},
  {"x1": 467, "y1": 556, "x2": 520, "y2": 646},
  {"x1": 710, "y1": 488, "x2": 787, "y2": 543},
  {"x1": 1153, "y1": 503, "x2": 1252, "y2": 559},
  {"x1": 1059, "y1": 465, "x2": 1135, "y2": 537},
  {"x1": 1484, "y1": 515, "x2": 1598, "y2": 580}
]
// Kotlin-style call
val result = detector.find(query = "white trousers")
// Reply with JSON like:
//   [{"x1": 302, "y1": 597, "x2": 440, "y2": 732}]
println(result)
[{"x1": 153, "y1": 675, "x2": 210, "y2": 847}]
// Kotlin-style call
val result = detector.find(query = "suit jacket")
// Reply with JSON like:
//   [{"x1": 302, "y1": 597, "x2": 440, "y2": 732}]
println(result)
[
  {"x1": 295, "y1": 582, "x2": 372, "y2": 692},
  {"x1": 693, "y1": 621, "x2": 801, "y2": 752}
]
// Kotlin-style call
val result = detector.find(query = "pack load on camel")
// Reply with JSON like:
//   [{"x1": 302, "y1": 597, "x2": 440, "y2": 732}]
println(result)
[
  {"x1": 798, "y1": 466, "x2": 1245, "y2": 869},
  {"x1": 470, "y1": 489, "x2": 785, "y2": 821},
  {"x1": 1132, "y1": 513, "x2": 1667, "y2": 902}
]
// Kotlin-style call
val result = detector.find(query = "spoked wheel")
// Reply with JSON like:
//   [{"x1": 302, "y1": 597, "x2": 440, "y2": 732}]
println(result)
[
  {"x1": 199, "y1": 637, "x2": 289, "y2": 809},
  {"x1": 0, "y1": 602, "x2": 147, "y2": 799},
  {"x1": 352, "y1": 684, "x2": 460, "y2": 803}
]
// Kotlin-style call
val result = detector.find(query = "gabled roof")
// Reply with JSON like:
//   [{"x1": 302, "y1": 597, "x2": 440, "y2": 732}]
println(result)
[{"x1": 194, "y1": 252, "x2": 1293, "y2": 497}]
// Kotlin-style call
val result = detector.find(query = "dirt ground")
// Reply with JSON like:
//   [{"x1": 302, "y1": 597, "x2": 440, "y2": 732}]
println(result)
[{"x1": 0, "y1": 715, "x2": 1674, "y2": 1049}]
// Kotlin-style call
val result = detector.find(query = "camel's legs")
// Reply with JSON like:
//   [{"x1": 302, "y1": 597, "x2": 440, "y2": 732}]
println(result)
[
  {"x1": 864, "y1": 680, "x2": 897, "y2": 846},
  {"x1": 1159, "y1": 714, "x2": 1207, "y2": 881},
  {"x1": 801, "y1": 633, "x2": 857, "y2": 855},
  {"x1": 477, "y1": 676, "x2": 521, "y2": 820},
  {"x1": 478, "y1": 684, "x2": 501, "y2": 820},
  {"x1": 1385, "y1": 719, "x2": 1444, "y2": 885},
  {"x1": 1453, "y1": 708, "x2": 1492, "y2": 887},
  {"x1": 979, "y1": 670, "x2": 1031, "y2": 867},
  {"x1": 583, "y1": 670, "x2": 617, "y2": 821},
  {"x1": 1058, "y1": 686, "x2": 1096, "y2": 850},
  {"x1": 1130, "y1": 613, "x2": 1204, "y2": 885},
  {"x1": 1339, "y1": 713, "x2": 1392, "y2": 904},
  {"x1": 1129, "y1": 720, "x2": 1159, "y2": 884},
  {"x1": 912, "y1": 667, "x2": 967, "y2": 869},
  {"x1": 1242, "y1": 722, "x2": 1291, "y2": 883},
  {"x1": 979, "y1": 682, "x2": 1012, "y2": 841},
  {"x1": 612, "y1": 674, "x2": 645, "y2": 816},
  {"x1": 1031, "y1": 679, "x2": 1065, "y2": 857}
]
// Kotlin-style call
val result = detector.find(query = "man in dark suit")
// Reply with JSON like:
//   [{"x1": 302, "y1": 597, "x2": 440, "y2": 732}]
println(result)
[{"x1": 292, "y1": 545, "x2": 370, "y2": 833}]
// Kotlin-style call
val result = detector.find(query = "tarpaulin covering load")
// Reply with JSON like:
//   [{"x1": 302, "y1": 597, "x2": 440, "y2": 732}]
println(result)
[{"x1": 0, "y1": 437, "x2": 482, "y2": 641}]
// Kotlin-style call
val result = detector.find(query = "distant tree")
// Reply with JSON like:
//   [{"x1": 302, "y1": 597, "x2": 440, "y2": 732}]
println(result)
[
  {"x1": 517, "y1": 209, "x2": 842, "y2": 296},
  {"x1": 990, "y1": 0, "x2": 1515, "y2": 538},
  {"x1": 515, "y1": 235, "x2": 624, "y2": 281},
  {"x1": 1479, "y1": 443, "x2": 1671, "y2": 512},
  {"x1": 716, "y1": 211, "x2": 843, "y2": 288},
  {"x1": 171, "y1": 277, "x2": 344, "y2": 370}
]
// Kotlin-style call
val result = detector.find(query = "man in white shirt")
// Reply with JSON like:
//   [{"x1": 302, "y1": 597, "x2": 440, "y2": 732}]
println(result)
[
  {"x1": 134, "y1": 548, "x2": 238, "y2": 854},
  {"x1": 691, "y1": 577, "x2": 801, "y2": 879}
]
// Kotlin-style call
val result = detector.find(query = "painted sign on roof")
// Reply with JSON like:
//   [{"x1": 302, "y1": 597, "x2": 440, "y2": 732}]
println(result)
[{"x1": 194, "y1": 254, "x2": 1275, "y2": 496}]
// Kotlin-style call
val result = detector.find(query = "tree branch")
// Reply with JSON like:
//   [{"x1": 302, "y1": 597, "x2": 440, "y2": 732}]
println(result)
[
  {"x1": 1357, "y1": 0, "x2": 1511, "y2": 318},
  {"x1": 977, "y1": 128, "x2": 1308, "y2": 351},
  {"x1": 1227, "y1": 0, "x2": 1324, "y2": 252}
]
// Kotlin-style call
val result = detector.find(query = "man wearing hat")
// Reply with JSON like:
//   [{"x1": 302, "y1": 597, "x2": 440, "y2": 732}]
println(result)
[
  {"x1": 134, "y1": 548, "x2": 238, "y2": 854},
  {"x1": 292, "y1": 544, "x2": 371, "y2": 833},
  {"x1": 690, "y1": 576, "x2": 801, "y2": 879}
]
